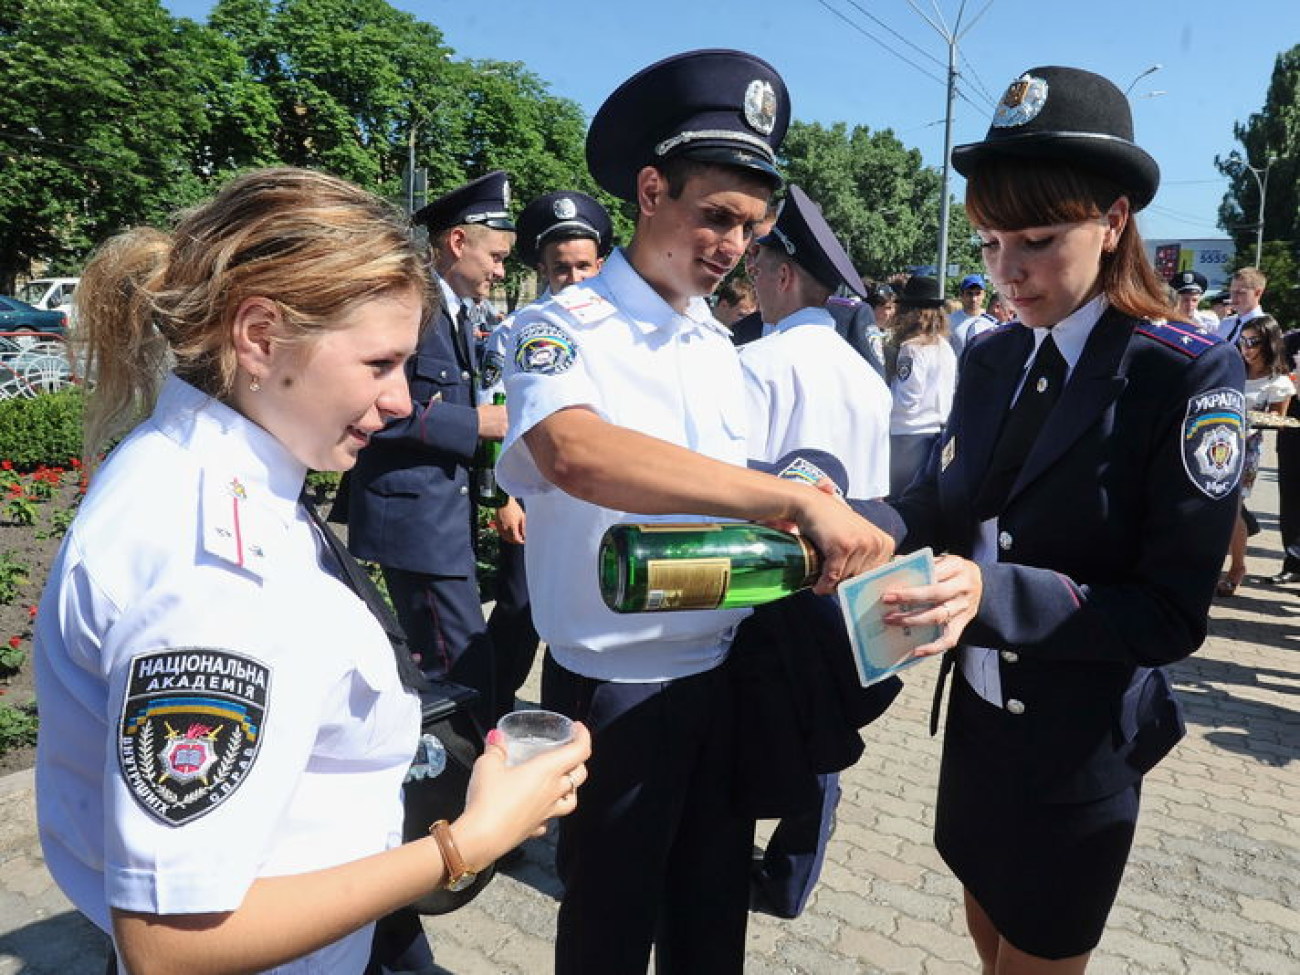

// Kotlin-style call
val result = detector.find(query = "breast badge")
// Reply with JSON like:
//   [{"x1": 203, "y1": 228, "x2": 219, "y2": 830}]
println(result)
[
  {"x1": 118, "y1": 648, "x2": 270, "y2": 826},
  {"x1": 1181, "y1": 387, "x2": 1245, "y2": 499}
]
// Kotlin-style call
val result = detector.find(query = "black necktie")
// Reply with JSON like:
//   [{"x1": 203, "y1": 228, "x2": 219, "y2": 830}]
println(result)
[
  {"x1": 974, "y1": 333, "x2": 1068, "y2": 519},
  {"x1": 456, "y1": 303, "x2": 477, "y2": 373},
  {"x1": 301, "y1": 492, "x2": 427, "y2": 692}
]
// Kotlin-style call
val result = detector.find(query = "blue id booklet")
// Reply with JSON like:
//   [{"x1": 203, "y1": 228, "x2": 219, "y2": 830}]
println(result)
[{"x1": 836, "y1": 547, "x2": 943, "y2": 687}]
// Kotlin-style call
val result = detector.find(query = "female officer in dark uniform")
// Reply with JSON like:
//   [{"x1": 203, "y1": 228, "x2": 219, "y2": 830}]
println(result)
[{"x1": 883, "y1": 67, "x2": 1245, "y2": 972}]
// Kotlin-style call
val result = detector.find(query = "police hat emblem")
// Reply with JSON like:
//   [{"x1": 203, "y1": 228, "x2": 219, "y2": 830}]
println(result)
[
  {"x1": 118, "y1": 648, "x2": 269, "y2": 827},
  {"x1": 1171, "y1": 270, "x2": 1208, "y2": 294},
  {"x1": 553, "y1": 197, "x2": 578, "y2": 220},
  {"x1": 744, "y1": 79, "x2": 777, "y2": 135},
  {"x1": 993, "y1": 74, "x2": 1049, "y2": 128},
  {"x1": 1182, "y1": 387, "x2": 1245, "y2": 499}
]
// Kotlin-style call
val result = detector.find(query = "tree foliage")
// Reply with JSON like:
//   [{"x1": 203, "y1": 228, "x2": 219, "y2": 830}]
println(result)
[
  {"x1": 1216, "y1": 42, "x2": 1300, "y2": 326},
  {"x1": 778, "y1": 120, "x2": 979, "y2": 286}
]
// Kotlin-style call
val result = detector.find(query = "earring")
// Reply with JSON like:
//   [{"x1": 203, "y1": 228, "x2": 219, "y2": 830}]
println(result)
[{"x1": 249, "y1": 377, "x2": 261, "y2": 392}]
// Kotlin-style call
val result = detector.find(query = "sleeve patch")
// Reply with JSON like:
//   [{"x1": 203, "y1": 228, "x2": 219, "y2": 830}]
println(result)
[
  {"x1": 515, "y1": 322, "x2": 579, "y2": 376},
  {"x1": 1182, "y1": 387, "x2": 1246, "y2": 499},
  {"x1": 479, "y1": 349, "x2": 504, "y2": 391},
  {"x1": 118, "y1": 648, "x2": 270, "y2": 827},
  {"x1": 896, "y1": 354, "x2": 914, "y2": 382}
]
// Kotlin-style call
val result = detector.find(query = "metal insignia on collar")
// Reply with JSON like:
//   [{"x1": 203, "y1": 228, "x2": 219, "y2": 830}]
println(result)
[
  {"x1": 744, "y1": 79, "x2": 778, "y2": 135},
  {"x1": 553, "y1": 197, "x2": 577, "y2": 220},
  {"x1": 992, "y1": 74, "x2": 1048, "y2": 129}
]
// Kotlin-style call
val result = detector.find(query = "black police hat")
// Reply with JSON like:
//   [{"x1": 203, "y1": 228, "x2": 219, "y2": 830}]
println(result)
[
  {"x1": 1211, "y1": 291, "x2": 1232, "y2": 306},
  {"x1": 412, "y1": 170, "x2": 515, "y2": 234},
  {"x1": 1169, "y1": 270, "x2": 1209, "y2": 294},
  {"x1": 758, "y1": 185, "x2": 865, "y2": 296},
  {"x1": 515, "y1": 192, "x2": 615, "y2": 268},
  {"x1": 587, "y1": 49, "x2": 790, "y2": 202},
  {"x1": 895, "y1": 276, "x2": 944, "y2": 310},
  {"x1": 951, "y1": 66, "x2": 1160, "y2": 212}
]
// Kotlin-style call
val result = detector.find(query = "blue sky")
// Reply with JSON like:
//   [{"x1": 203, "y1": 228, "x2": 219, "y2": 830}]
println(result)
[{"x1": 163, "y1": 0, "x2": 1293, "y2": 246}]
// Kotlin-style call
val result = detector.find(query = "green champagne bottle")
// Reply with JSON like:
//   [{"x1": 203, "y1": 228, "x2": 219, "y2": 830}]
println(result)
[
  {"x1": 473, "y1": 392, "x2": 508, "y2": 507},
  {"x1": 598, "y1": 522, "x2": 822, "y2": 613}
]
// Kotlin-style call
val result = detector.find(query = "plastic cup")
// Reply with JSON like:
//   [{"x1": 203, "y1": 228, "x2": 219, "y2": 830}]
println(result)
[{"x1": 496, "y1": 709, "x2": 575, "y2": 767}]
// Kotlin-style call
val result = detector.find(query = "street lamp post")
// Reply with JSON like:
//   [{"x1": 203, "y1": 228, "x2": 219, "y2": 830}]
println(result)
[
  {"x1": 1124, "y1": 64, "x2": 1162, "y2": 96},
  {"x1": 1233, "y1": 154, "x2": 1276, "y2": 268}
]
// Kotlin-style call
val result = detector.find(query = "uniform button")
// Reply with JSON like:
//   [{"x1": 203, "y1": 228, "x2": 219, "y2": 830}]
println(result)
[
  {"x1": 1006, "y1": 698, "x2": 1026, "y2": 715},
  {"x1": 1000, "y1": 650, "x2": 1019, "y2": 664},
  {"x1": 458, "y1": 485, "x2": 468, "y2": 496},
  {"x1": 998, "y1": 531, "x2": 1013, "y2": 551},
  {"x1": 461, "y1": 370, "x2": 471, "y2": 381},
  {"x1": 439, "y1": 369, "x2": 449, "y2": 380}
]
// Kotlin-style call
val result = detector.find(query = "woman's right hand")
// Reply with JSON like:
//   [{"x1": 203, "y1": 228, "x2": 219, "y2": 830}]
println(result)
[{"x1": 451, "y1": 722, "x2": 592, "y2": 870}]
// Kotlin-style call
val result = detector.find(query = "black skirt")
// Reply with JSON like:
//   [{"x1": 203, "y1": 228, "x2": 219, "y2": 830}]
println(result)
[{"x1": 934, "y1": 674, "x2": 1140, "y2": 960}]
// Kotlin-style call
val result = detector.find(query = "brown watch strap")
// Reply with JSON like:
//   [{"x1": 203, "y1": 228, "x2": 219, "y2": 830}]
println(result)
[{"x1": 429, "y1": 818, "x2": 472, "y2": 889}]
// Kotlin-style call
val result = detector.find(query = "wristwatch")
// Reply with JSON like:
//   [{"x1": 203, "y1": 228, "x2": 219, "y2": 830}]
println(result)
[{"x1": 429, "y1": 819, "x2": 478, "y2": 892}]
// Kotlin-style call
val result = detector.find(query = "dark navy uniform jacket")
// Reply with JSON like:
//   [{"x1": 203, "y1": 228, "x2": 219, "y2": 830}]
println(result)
[
  {"x1": 894, "y1": 308, "x2": 1245, "y2": 803},
  {"x1": 347, "y1": 292, "x2": 481, "y2": 576}
]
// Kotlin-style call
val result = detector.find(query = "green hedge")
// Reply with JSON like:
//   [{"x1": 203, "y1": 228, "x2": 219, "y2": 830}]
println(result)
[{"x1": 0, "y1": 388, "x2": 84, "y2": 468}]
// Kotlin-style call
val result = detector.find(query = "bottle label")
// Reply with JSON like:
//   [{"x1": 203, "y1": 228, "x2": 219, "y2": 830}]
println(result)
[{"x1": 645, "y1": 557, "x2": 731, "y2": 610}]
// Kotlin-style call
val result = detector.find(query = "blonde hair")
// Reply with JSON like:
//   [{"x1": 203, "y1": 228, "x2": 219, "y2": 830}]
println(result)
[
  {"x1": 1233, "y1": 266, "x2": 1267, "y2": 292},
  {"x1": 77, "y1": 168, "x2": 427, "y2": 465}
]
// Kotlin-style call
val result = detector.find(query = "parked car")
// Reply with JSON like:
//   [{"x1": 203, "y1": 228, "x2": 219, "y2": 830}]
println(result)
[
  {"x1": 0, "y1": 295, "x2": 67, "y2": 336},
  {"x1": 15, "y1": 277, "x2": 79, "y2": 313}
]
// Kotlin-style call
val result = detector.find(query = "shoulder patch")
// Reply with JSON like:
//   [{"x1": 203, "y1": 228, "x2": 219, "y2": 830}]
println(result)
[
  {"x1": 1182, "y1": 387, "x2": 1246, "y2": 500},
  {"x1": 1136, "y1": 320, "x2": 1218, "y2": 358},
  {"x1": 118, "y1": 648, "x2": 270, "y2": 826},
  {"x1": 479, "y1": 349, "x2": 504, "y2": 391},
  {"x1": 515, "y1": 321, "x2": 579, "y2": 376},
  {"x1": 550, "y1": 286, "x2": 617, "y2": 326},
  {"x1": 896, "y1": 354, "x2": 914, "y2": 382},
  {"x1": 776, "y1": 456, "x2": 845, "y2": 497}
]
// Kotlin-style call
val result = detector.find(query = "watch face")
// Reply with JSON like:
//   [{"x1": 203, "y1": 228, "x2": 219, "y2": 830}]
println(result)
[{"x1": 446, "y1": 870, "x2": 478, "y2": 892}]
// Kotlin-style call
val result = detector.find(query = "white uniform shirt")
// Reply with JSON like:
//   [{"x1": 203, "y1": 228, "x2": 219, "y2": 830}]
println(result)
[
  {"x1": 961, "y1": 295, "x2": 1104, "y2": 706},
  {"x1": 889, "y1": 338, "x2": 958, "y2": 436},
  {"x1": 739, "y1": 305, "x2": 892, "y2": 498},
  {"x1": 1215, "y1": 306, "x2": 1263, "y2": 345},
  {"x1": 950, "y1": 312, "x2": 999, "y2": 357},
  {"x1": 35, "y1": 376, "x2": 419, "y2": 974},
  {"x1": 498, "y1": 248, "x2": 750, "y2": 682}
]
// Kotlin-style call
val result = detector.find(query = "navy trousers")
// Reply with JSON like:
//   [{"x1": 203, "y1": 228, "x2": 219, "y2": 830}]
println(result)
[
  {"x1": 487, "y1": 539, "x2": 540, "y2": 720},
  {"x1": 383, "y1": 567, "x2": 494, "y2": 728},
  {"x1": 542, "y1": 653, "x2": 754, "y2": 975},
  {"x1": 755, "y1": 772, "x2": 841, "y2": 918}
]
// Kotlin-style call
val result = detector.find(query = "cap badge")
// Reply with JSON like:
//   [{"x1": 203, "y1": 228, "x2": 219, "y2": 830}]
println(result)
[
  {"x1": 992, "y1": 74, "x2": 1048, "y2": 129},
  {"x1": 502, "y1": 178, "x2": 511, "y2": 211},
  {"x1": 744, "y1": 79, "x2": 778, "y2": 136},
  {"x1": 553, "y1": 197, "x2": 578, "y2": 220}
]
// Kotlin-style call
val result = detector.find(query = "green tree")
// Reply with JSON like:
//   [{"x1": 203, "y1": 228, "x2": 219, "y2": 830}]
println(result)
[
  {"x1": 1216, "y1": 43, "x2": 1300, "y2": 313},
  {"x1": 778, "y1": 120, "x2": 979, "y2": 285},
  {"x1": 0, "y1": 0, "x2": 276, "y2": 290}
]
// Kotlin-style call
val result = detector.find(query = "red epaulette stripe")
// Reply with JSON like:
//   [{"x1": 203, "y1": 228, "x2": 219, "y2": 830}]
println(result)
[{"x1": 230, "y1": 496, "x2": 245, "y2": 568}]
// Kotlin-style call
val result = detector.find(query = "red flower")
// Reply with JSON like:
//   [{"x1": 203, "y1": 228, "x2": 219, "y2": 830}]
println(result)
[
  {"x1": 27, "y1": 605, "x2": 37, "y2": 619},
  {"x1": 7, "y1": 636, "x2": 20, "y2": 649},
  {"x1": 1, "y1": 460, "x2": 11, "y2": 471}
]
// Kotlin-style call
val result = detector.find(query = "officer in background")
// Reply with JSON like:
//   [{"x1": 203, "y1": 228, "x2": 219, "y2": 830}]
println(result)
[
  {"x1": 497, "y1": 50, "x2": 906, "y2": 974},
  {"x1": 740, "y1": 184, "x2": 894, "y2": 918},
  {"x1": 478, "y1": 190, "x2": 614, "y2": 719},
  {"x1": 347, "y1": 171, "x2": 514, "y2": 726},
  {"x1": 1169, "y1": 270, "x2": 1218, "y2": 332},
  {"x1": 950, "y1": 273, "x2": 999, "y2": 357}
]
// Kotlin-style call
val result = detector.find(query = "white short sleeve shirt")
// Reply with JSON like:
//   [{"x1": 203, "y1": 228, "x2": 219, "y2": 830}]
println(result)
[
  {"x1": 498, "y1": 249, "x2": 752, "y2": 681},
  {"x1": 35, "y1": 377, "x2": 419, "y2": 973},
  {"x1": 739, "y1": 306, "x2": 892, "y2": 498}
]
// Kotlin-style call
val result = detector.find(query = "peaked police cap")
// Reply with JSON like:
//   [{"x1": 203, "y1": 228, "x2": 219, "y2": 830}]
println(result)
[
  {"x1": 758, "y1": 185, "x2": 864, "y2": 296},
  {"x1": 587, "y1": 49, "x2": 791, "y2": 202},
  {"x1": 413, "y1": 170, "x2": 515, "y2": 233},
  {"x1": 515, "y1": 191, "x2": 615, "y2": 267}
]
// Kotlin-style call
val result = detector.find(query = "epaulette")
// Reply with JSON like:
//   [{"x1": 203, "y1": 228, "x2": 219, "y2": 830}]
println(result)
[
  {"x1": 1134, "y1": 319, "x2": 1219, "y2": 358},
  {"x1": 200, "y1": 470, "x2": 272, "y2": 578},
  {"x1": 968, "y1": 319, "x2": 1018, "y2": 346},
  {"x1": 549, "y1": 286, "x2": 618, "y2": 326}
]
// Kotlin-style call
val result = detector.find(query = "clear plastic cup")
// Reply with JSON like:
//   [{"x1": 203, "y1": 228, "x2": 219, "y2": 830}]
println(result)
[{"x1": 496, "y1": 709, "x2": 575, "y2": 767}]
